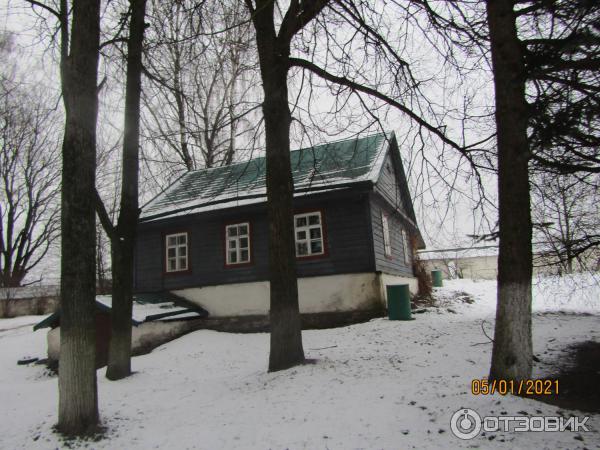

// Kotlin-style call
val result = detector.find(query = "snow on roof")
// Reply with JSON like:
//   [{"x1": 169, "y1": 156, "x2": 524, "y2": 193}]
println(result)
[
  {"x1": 33, "y1": 292, "x2": 208, "y2": 331},
  {"x1": 95, "y1": 296, "x2": 205, "y2": 323},
  {"x1": 140, "y1": 132, "x2": 391, "y2": 222}
]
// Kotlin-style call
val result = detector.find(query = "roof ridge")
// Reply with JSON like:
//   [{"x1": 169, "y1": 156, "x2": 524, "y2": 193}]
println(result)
[
  {"x1": 291, "y1": 130, "x2": 388, "y2": 153},
  {"x1": 185, "y1": 131, "x2": 390, "y2": 175}
]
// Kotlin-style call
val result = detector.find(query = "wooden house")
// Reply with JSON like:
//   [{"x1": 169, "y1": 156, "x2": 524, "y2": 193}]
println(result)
[{"x1": 134, "y1": 132, "x2": 425, "y2": 323}]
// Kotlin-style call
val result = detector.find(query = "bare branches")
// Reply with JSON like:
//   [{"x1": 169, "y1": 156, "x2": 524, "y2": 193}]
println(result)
[
  {"x1": 23, "y1": 0, "x2": 60, "y2": 20},
  {"x1": 288, "y1": 56, "x2": 481, "y2": 167},
  {"x1": 532, "y1": 172, "x2": 600, "y2": 273},
  {"x1": 94, "y1": 189, "x2": 116, "y2": 238},
  {"x1": 0, "y1": 43, "x2": 60, "y2": 286},
  {"x1": 141, "y1": 0, "x2": 261, "y2": 176},
  {"x1": 279, "y1": 0, "x2": 329, "y2": 43}
]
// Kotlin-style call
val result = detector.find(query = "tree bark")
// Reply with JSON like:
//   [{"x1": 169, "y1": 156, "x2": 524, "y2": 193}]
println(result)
[
  {"x1": 58, "y1": 0, "x2": 101, "y2": 435},
  {"x1": 105, "y1": 0, "x2": 147, "y2": 381},
  {"x1": 486, "y1": 0, "x2": 533, "y2": 381},
  {"x1": 252, "y1": 0, "x2": 305, "y2": 372}
]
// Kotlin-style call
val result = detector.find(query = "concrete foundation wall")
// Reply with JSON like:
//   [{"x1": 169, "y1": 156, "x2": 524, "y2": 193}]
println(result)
[
  {"x1": 46, "y1": 272, "x2": 419, "y2": 362},
  {"x1": 47, "y1": 320, "x2": 205, "y2": 362},
  {"x1": 174, "y1": 272, "x2": 393, "y2": 317}
]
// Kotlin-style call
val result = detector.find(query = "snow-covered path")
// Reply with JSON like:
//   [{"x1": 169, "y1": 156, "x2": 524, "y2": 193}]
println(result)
[{"x1": 0, "y1": 276, "x2": 598, "y2": 449}]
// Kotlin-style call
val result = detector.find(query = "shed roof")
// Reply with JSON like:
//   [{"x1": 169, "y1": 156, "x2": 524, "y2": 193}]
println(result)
[
  {"x1": 33, "y1": 292, "x2": 209, "y2": 331},
  {"x1": 140, "y1": 132, "x2": 390, "y2": 222}
]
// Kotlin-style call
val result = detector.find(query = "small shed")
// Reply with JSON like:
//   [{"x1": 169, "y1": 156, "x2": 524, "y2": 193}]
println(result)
[{"x1": 34, "y1": 292, "x2": 208, "y2": 367}]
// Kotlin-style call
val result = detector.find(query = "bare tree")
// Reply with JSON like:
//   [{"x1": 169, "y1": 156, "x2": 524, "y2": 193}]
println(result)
[
  {"x1": 0, "y1": 39, "x2": 60, "y2": 287},
  {"x1": 96, "y1": 222, "x2": 111, "y2": 294},
  {"x1": 240, "y1": 0, "x2": 491, "y2": 372},
  {"x1": 24, "y1": 0, "x2": 104, "y2": 434},
  {"x1": 243, "y1": 0, "x2": 331, "y2": 372},
  {"x1": 23, "y1": 0, "x2": 103, "y2": 433},
  {"x1": 94, "y1": 0, "x2": 148, "y2": 380},
  {"x1": 142, "y1": 0, "x2": 259, "y2": 178},
  {"x1": 532, "y1": 173, "x2": 600, "y2": 273}
]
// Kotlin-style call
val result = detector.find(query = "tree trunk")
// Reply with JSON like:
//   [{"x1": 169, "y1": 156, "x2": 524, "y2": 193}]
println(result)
[
  {"x1": 106, "y1": 239, "x2": 134, "y2": 379},
  {"x1": 105, "y1": 0, "x2": 147, "y2": 381},
  {"x1": 0, "y1": 272, "x2": 24, "y2": 288},
  {"x1": 57, "y1": 0, "x2": 101, "y2": 435},
  {"x1": 487, "y1": 0, "x2": 533, "y2": 381},
  {"x1": 253, "y1": 1, "x2": 305, "y2": 372}
]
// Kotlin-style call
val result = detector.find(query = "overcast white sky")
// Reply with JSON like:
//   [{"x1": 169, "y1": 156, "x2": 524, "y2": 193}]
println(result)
[{"x1": 1, "y1": 0, "x2": 500, "y2": 284}]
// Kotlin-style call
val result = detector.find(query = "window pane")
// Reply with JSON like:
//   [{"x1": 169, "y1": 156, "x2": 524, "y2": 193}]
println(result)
[
  {"x1": 308, "y1": 214, "x2": 320, "y2": 225},
  {"x1": 240, "y1": 250, "x2": 249, "y2": 262},
  {"x1": 177, "y1": 234, "x2": 187, "y2": 245},
  {"x1": 229, "y1": 239, "x2": 237, "y2": 249},
  {"x1": 296, "y1": 217, "x2": 307, "y2": 227},
  {"x1": 239, "y1": 237, "x2": 248, "y2": 249},
  {"x1": 167, "y1": 236, "x2": 177, "y2": 246},
  {"x1": 168, "y1": 248, "x2": 176, "y2": 258},
  {"x1": 179, "y1": 257, "x2": 187, "y2": 270},
  {"x1": 239, "y1": 225, "x2": 248, "y2": 235},
  {"x1": 297, "y1": 230, "x2": 306, "y2": 240},
  {"x1": 311, "y1": 241, "x2": 323, "y2": 254},
  {"x1": 179, "y1": 246, "x2": 186, "y2": 256},
  {"x1": 228, "y1": 227, "x2": 238, "y2": 237},
  {"x1": 168, "y1": 259, "x2": 176, "y2": 271},
  {"x1": 229, "y1": 251, "x2": 237, "y2": 263},
  {"x1": 297, "y1": 242, "x2": 308, "y2": 256},
  {"x1": 309, "y1": 228, "x2": 321, "y2": 239}
]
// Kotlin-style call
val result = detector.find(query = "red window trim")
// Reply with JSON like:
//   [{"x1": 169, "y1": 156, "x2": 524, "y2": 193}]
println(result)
[
  {"x1": 223, "y1": 220, "x2": 254, "y2": 268},
  {"x1": 162, "y1": 229, "x2": 192, "y2": 276},
  {"x1": 293, "y1": 208, "x2": 329, "y2": 261}
]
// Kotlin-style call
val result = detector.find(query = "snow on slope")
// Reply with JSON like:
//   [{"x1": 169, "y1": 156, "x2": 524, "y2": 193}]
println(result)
[{"x1": 0, "y1": 276, "x2": 598, "y2": 450}]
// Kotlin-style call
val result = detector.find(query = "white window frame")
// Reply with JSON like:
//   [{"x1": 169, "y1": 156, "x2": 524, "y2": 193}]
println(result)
[
  {"x1": 402, "y1": 229, "x2": 411, "y2": 264},
  {"x1": 225, "y1": 222, "x2": 251, "y2": 265},
  {"x1": 382, "y1": 213, "x2": 392, "y2": 257},
  {"x1": 165, "y1": 232, "x2": 188, "y2": 273},
  {"x1": 294, "y1": 211, "x2": 325, "y2": 258}
]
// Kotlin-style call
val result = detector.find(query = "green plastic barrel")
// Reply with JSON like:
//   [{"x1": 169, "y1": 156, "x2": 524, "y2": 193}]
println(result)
[
  {"x1": 386, "y1": 284, "x2": 412, "y2": 320},
  {"x1": 431, "y1": 269, "x2": 443, "y2": 287}
]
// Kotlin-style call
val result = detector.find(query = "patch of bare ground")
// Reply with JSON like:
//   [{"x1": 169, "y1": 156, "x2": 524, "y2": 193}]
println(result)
[{"x1": 525, "y1": 340, "x2": 600, "y2": 413}]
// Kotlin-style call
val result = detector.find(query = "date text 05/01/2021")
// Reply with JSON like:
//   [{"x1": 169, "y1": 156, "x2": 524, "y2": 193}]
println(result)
[{"x1": 471, "y1": 379, "x2": 559, "y2": 396}]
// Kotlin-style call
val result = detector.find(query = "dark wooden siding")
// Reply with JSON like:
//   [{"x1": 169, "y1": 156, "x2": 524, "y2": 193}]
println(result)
[
  {"x1": 374, "y1": 153, "x2": 408, "y2": 216},
  {"x1": 369, "y1": 194, "x2": 414, "y2": 277},
  {"x1": 134, "y1": 190, "x2": 375, "y2": 293}
]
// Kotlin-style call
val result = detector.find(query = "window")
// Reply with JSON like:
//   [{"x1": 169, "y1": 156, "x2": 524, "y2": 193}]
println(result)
[
  {"x1": 226, "y1": 223, "x2": 251, "y2": 265},
  {"x1": 402, "y1": 229, "x2": 411, "y2": 264},
  {"x1": 294, "y1": 211, "x2": 325, "y2": 257},
  {"x1": 165, "y1": 232, "x2": 188, "y2": 272},
  {"x1": 382, "y1": 213, "x2": 392, "y2": 257}
]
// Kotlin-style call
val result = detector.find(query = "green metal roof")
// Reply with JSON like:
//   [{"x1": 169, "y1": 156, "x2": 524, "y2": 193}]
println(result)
[{"x1": 141, "y1": 132, "x2": 390, "y2": 221}]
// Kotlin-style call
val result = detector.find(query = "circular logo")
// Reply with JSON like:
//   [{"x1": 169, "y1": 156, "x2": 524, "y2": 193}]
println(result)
[{"x1": 450, "y1": 408, "x2": 482, "y2": 440}]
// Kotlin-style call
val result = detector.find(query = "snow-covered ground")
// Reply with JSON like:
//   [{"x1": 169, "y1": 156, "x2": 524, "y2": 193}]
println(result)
[{"x1": 0, "y1": 275, "x2": 598, "y2": 449}]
